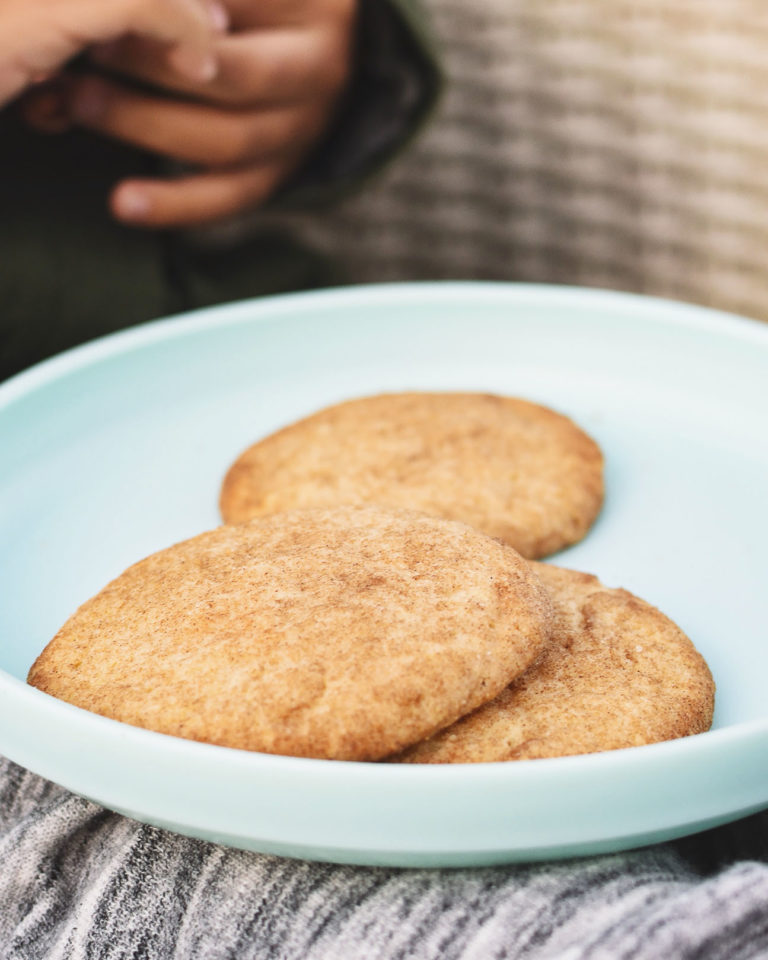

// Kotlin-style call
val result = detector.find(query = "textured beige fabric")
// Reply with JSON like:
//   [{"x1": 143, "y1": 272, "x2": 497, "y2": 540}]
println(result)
[{"x1": 288, "y1": 1, "x2": 768, "y2": 321}]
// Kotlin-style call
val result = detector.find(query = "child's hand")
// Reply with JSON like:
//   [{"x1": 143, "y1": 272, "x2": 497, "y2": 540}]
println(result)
[
  {"x1": 24, "y1": 0, "x2": 358, "y2": 228},
  {"x1": 0, "y1": 0, "x2": 226, "y2": 106}
]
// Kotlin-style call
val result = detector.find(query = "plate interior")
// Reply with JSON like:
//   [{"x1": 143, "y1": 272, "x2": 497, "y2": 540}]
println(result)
[
  {"x1": 1, "y1": 283, "x2": 767, "y2": 864},
  {"x1": 3, "y1": 286, "x2": 766, "y2": 726}
]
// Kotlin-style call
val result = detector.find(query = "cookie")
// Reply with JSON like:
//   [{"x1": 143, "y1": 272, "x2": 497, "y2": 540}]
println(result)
[
  {"x1": 394, "y1": 563, "x2": 715, "y2": 763},
  {"x1": 219, "y1": 392, "x2": 604, "y2": 559},
  {"x1": 28, "y1": 506, "x2": 554, "y2": 761}
]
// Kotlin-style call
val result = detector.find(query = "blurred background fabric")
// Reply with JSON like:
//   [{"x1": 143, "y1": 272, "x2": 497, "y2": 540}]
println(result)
[{"x1": 282, "y1": 0, "x2": 768, "y2": 322}]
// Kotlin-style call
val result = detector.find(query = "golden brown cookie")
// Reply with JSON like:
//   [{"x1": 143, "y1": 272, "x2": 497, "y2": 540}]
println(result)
[
  {"x1": 394, "y1": 563, "x2": 715, "y2": 763},
  {"x1": 28, "y1": 506, "x2": 554, "y2": 761},
  {"x1": 219, "y1": 392, "x2": 604, "y2": 559}
]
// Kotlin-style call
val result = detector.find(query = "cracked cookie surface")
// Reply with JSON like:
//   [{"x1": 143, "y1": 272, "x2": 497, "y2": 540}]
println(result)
[
  {"x1": 28, "y1": 505, "x2": 554, "y2": 760},
  {"x1": 394, "y1": 563, "x2": 715, "y2": 763}
]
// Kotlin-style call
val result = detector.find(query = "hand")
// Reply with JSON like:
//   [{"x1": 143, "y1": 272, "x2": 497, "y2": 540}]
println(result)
[
  {"x1": 25, "y1": 0, "x2": 358, "y2": 228},
  {"x1": 0, "y1": 0, "x2": 225, "y2": 107}
]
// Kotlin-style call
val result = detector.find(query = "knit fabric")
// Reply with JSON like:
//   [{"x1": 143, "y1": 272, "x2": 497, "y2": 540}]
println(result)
[
  {"x1": 2, "y1": 757, "x2": 768, "y2": 960},
  {"x1": 288, "y1": 0, "x2": 768, "y2": 322}
]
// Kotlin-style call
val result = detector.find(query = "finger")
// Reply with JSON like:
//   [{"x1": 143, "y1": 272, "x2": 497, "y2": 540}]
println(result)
[
  {"x1": 59, "y1": 0, "x2": 224, "y2": 81},
  {"x1": 90, "y1": 28, "x2": 348, "y2": 108},
  {"x1": 0, "y1": 0, "x2": 219, "y2": 104},
  {"x1": 110, "y1": 164, "x2": 289, "y2": 227},
  {"x1": 67, "y1": 74, "x2": 322, "y2": 166},
  {"x1": 131, "y1": 0, "x2": 223, "y2": 82},
  {"x1": 224, "y1": 0, "x2": 355, "y2": 31},
  {"x1": 20, "y1": 81, "x2": 74, "y2": 133}
]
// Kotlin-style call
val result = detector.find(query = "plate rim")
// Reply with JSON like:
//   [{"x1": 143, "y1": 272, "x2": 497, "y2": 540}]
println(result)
[
  {"x1": 2, "y1": 280, "x2": 767, "y2": 864},
  {"x1": 2, "y1": 281, "x2": 768, "y2": 411}
]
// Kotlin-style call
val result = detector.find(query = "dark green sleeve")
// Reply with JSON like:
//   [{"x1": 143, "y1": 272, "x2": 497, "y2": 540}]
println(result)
[
  {"x1": 0, "y1": 0, "x2": 441, "y2": 381},
  {"x1": 272, "y1": 0, "x2": 443, "y2": 208}
]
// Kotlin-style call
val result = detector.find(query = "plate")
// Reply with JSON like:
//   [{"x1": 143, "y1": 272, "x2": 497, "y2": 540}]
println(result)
[{"x1": 1, "y1": 282, "x2": 767, "y2": 867}]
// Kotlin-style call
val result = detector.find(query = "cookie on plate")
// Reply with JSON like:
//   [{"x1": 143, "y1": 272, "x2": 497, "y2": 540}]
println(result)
[
  {"x1": 394, "y1": 563, "x2": 715, "y2": 763},
  {"x1": 28, "y1": 506, "x2": 554, "y2": 761},
  {"x1": 219, "y1": 392, "x2": 604, "y2": 559}
]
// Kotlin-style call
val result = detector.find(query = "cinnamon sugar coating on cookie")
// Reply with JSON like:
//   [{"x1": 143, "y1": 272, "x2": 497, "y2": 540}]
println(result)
[
  {"x1": 394, "y1": 563, "x2": 715, "y2": 763},
  {"x1": 220, "y1": 392, "x2": 604, "y2": 559},
  {"x1": 28, "y1": 506, "x2": 554, "y2": 761}
]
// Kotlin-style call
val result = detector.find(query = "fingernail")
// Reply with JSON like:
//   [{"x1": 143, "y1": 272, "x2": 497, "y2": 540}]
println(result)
[
  {"x1": 114, "y1": 186, "x2": 151, "y2": 221},
  {"x1": 196, "y1": 53, "x2": 218, "y2": 81},
  {"x1": 171, "y1": 47, "x2": 218, "y2": 82},
  {"x1": 70, "y1": 78, "x2": 109, "y2": 124},
  {"x1": 207, "y1": 1, "x2": 229, "y2": 32},
  {"x1": 22, "y1": 86, "x2": 70, "y2": 133}
]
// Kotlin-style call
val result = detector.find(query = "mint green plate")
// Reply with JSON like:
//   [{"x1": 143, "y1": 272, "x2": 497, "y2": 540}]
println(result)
[{"x1": 1, "y1": 283, "x2": 767, "y2": 866}]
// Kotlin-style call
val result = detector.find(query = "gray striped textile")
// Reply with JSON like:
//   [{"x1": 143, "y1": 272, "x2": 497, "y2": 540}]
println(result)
[{"x1": 2, "y1": 756, "x2": 768, "y2": 959}]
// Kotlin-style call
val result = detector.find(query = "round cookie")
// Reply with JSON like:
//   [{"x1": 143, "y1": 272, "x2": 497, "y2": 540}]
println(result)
[
  {"x1": 394, "y1": 563, "x2": 715, "y2": 763},
  {"x1": 28, "y1": 506, "x2": 554, "y2": 761},
  {"x1": 219, "y1": 392, "x2": 604, "y2": 559}
]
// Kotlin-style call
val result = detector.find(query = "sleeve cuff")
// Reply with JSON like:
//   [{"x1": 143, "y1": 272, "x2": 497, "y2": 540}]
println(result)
[{"x1": 273, "y1": 0, "x2": 442, "y2": 208}]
